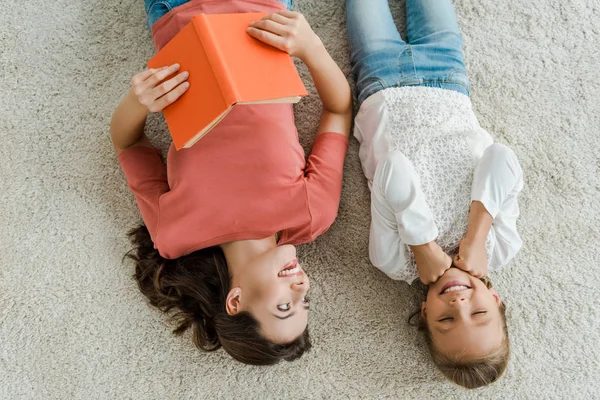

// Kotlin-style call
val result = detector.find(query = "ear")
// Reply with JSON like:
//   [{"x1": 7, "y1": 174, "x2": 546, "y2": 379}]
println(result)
[
  {"x1": 489, "y1": 288, "x2": 502, "y2": 306},
  {"x1": 225, "y1": 288, "x2": 242, "y2": 316},
  {"x1": 420, "y1": 302, "x2": 427, "y2": 320}
]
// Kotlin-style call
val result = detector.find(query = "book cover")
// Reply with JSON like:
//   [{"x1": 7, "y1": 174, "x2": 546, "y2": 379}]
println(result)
[{"x1": 148, "y1": 12, "x2": 307, "y2": 150}]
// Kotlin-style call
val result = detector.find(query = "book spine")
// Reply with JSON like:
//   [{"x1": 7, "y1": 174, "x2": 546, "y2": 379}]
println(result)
[{"x1": 193, "y1": 14, "x2": 240, "y2": 105}]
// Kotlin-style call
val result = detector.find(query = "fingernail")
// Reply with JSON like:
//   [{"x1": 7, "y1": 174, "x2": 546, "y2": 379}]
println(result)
[
  {"x1": 249, "y1": 21, "x2": 255, "y2": 25},
  {"x1": 183, "y1": 82, "x2": 190, "y2": 88},
  {"x1": 173, "y1": 63, "x2": 180, "y2": 69},
  {"x1": 182, "y1": 71, "x2": 189, "y2": 78}
]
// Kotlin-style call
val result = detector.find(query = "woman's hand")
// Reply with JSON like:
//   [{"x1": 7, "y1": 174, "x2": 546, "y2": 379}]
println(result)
[
  {"x1": 248, "y1": 10, "x2": 352, "y2": 135},
  {"x1": 247, "y1": 11, "x2": 322, "y2": 61},
  {"x1": 412, "y1": 242, "x2": 453, "y2": 285},
  {"x1": 130, "y1": 63, "x2": 190, "y2": 112},
  {"x1": 453, "y1": 236, "x2": 488, "y2": 278}
]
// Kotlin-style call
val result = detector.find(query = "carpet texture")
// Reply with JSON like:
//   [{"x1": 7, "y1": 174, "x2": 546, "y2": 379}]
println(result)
[{"x1": 1, "y1": 0, "x2": 599, "y2": 398}]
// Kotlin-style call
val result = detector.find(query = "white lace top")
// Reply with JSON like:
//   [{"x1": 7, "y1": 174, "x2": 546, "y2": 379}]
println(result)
[{"x1": 354, "y1": 86, "x2": 523, "y2": 282}]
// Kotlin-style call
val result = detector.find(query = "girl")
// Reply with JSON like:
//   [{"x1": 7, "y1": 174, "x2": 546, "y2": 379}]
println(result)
[
  {"x1": 346, "y1": 0, "x2": 524, "y2": 388},
  {"x1": 111, "y1": 0, "x2": 351, "y2": 365}
]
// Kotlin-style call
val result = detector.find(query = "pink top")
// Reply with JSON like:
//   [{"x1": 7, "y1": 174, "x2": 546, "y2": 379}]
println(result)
[
  {"x1": 119, "y1": 0, "x2": 348, "y2": 259},
  {"x1": 151, "y1": 0, "x2": 287, "y2": 51}
]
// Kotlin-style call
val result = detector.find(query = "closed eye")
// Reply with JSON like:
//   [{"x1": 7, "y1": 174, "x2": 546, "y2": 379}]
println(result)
[
  {"x1": 472, "y1": 311, "x2": 487, "y2": 315},
  {"x1": 438, "y1": 317, "x2": 454, "y2": 322}
]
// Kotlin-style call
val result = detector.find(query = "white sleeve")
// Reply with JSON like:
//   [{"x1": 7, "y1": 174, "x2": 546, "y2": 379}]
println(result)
[
  {"x1": 354, "y1": 92, "x2": 393, "y2": 183},
  {"x1": 471, "y1": 144, "x2": 525, "y2": 270},
  {"x1": 369, "y1": 152, "x2": 439, "y2": 280}
]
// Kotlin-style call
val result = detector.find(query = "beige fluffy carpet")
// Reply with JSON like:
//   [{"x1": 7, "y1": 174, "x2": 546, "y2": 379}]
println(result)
[{"x1": 1, "y1": 0, "x2": 599, "y2": 398}]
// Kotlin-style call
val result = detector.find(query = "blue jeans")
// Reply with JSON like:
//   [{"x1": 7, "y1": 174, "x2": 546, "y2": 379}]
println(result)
[
  {"x1": 346, "y1": 0, "x2": 470, "y2": 105},
  {"x1": 145, "y1": 0, "x2": 294, "y2": 29}
]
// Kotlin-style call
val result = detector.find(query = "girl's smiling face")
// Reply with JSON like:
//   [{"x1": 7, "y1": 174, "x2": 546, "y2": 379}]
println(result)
[{"x1": 423, "y1": 267, "x2": 504, "y2": 359}]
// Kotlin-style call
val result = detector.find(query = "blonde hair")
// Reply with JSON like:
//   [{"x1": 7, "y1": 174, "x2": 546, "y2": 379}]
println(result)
[{"x1": 416, "y1": 277, "x2": 510, "y2": 389}]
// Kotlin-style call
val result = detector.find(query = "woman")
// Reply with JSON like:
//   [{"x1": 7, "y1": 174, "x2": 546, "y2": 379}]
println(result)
[
  {"x1": 346, "y1": 0, "x2": 524, "y2": 388},
  {"x1": 111, "y1": 0, "x2": 351, "y2": 365}
]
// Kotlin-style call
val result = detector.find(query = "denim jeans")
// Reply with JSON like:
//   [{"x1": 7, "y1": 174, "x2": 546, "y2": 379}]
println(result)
[
  {"x1": 145, "y1": 0, "x2": 294, "y2": 29},
  {"x1": 346, "y1": 0, "x2": 470, "y2": 105}
]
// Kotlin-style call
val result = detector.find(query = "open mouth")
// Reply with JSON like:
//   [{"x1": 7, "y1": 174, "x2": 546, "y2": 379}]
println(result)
[
  {"x1": 278, "y1": 259, "x2": 302, "y2": 277},
  {"x1": 440, "y1": 280, "x2": 472, "y2": 295}
]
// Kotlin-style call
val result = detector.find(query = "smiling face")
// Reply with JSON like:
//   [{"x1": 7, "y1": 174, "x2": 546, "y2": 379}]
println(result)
[
  {"x1": 226, "y1": 244, "x2": 310, "y2": 344},
  {"x1": 423, "y1": 268, "x2": 503, "y2": 359}
]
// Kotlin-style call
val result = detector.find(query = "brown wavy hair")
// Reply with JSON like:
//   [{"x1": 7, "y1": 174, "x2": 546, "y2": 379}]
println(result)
[
  {"x1": 126, "y1": 224, "x2": 311, "y2": 365},
  {"x1": 411, "y1": 277, "x2": 510, "y2": 388}
]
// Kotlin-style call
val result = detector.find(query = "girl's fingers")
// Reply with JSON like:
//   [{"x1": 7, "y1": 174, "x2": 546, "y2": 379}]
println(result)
[
  {"x1": 150, "y1": 81, "x2": 190, "y2": 112},
  {"x1": 150, "y1": 71, "x2": 189, "y2": 102},
  {"x1": 453, "y1": 256, "x2": 467, "y2": 271},
  {"x1": 250, "y1": 19, "x2": 288, "y2": 36},
  {"x1": 143, "y1": 63, "x2": 181, "y2": 91},
  {"x1": 247, "y1": 27, "x2": 286, "y2": 51}
]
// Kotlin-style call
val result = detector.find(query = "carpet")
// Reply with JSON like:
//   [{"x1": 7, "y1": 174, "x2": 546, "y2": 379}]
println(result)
[{"x1": 1, "y1": 0, "x2": 599, "y2": 398}]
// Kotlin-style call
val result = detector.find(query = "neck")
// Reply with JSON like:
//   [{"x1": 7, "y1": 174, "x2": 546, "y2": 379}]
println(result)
[{"x1": 220, "y1": 235, "x2": 278, "y2": 281}]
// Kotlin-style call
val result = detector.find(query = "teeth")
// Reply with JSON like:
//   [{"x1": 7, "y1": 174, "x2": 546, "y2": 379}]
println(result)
[
  {"x1": 278, "y1": 266, "x2": 300, "y2": 277},
  {"x1": 443, "y1": 285, "x2": 469, "y2": 294}
]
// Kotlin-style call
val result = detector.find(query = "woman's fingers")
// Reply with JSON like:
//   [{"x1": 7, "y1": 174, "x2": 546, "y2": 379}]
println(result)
[
  {"x1": 247, "y1": 27, "x2": 286, "y2": 51},
  {"x1": 129, "y1": 64, "x2": 189, "y2": 112},
  {"x1": 131, "y1": 69, "x2": 157, "y2": 86},
  {"x1": 277, "y1": 9, "x2": 298, "y2": 19},
  {"x1": 268, "y1": 12, "x2": 292, "y2": 25},
  {"x1": 150, "y1": 71, "x2": 189, "y2": 103},
  {"x1": 250, "y1": 18, "x2": 288, "y2": 36},
  {"x1": 150, "y1": 80, "x2": 190, "y2": 112},
  {"x1": 143, "y1": 63, "x2": 181, "y2": 91}
]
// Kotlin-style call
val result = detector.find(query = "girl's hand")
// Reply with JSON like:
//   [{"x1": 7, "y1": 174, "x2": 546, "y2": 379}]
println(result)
[
  {"x1": 247, "y1": 11, "x2": 322, "y2": 61},
  {"x1": 412, "y1": 242, "x2": 453, "y2": 285},
  {"x1": 453, "y1": 237, "x2": 489, "y2": 278},
  {"x1": 130, "y1": 64, "x2": 190, "y2": 112}
]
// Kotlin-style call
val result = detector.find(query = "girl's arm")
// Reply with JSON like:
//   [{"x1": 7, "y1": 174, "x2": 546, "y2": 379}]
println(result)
[
  {"x1": 454, "y1": 144, "x2": 524, "y2": 276},
  {"x1": 248, "y1": 10, "x2": 352, "y2": 137},
  {"x1": 453, "y1": 201, "x2": 493, "y2": 278},
  {"x1": 371, "y1": 151, "x2": 451, "y2": 284},
  {"x1": 110, "y1": 64, "x2": 189, "y2": 154}
]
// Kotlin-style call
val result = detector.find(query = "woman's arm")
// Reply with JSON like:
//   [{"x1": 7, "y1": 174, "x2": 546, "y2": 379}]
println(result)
[
  {"x1": 110, "y1": 64, "x2": 189, "y2": 154},
  {"x1": 110, "y1": 89, "x2": 151, "y2": 154},
  {"x1": 248, "y1": 10, "x2": 352, "y2": 137}
]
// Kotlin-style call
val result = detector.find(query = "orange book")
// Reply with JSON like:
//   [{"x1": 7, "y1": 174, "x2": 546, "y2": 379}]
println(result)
[{"x1": 148, "y1": 12, "x2": 308, "y2": 150}]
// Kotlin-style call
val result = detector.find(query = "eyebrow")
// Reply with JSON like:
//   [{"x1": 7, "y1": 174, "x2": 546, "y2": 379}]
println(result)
[{"x1": 272, "y1": 305, "x2": 309, "y2": 320}]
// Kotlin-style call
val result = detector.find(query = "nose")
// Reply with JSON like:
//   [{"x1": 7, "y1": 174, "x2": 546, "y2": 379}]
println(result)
[
  {"x1": 291, "y1": 278, "x2": 310, "y2": 294},
  {"x1": 449, "y1": 295, "x2": 468, "y2": 306}
]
